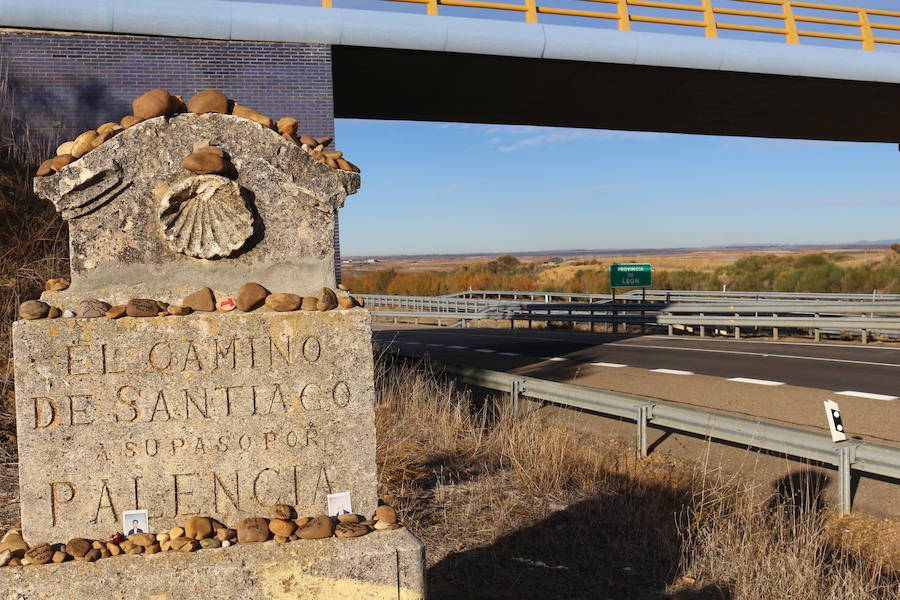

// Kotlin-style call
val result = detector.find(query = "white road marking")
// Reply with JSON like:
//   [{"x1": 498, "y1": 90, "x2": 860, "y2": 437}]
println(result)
[
  {"x1": 498, "y1": 352, "x2": 521, "y2": 356},
  {"x1": 644, "y1": 335, "x2": 900, "y2": 352},
  {"x1": 651, "y1": 368, "x2": 694, "y2": 375},
  {"x1": 405, "y1": 341, "x2": 422, "y2": 345},
  {"x1": 835, "y1": 391, "x2": 898, "y2": 401},
  {"x1": 606, "y1": 342, "x2": 900, "y2": 369},
  {"x1": 474, "y1": 348, "x2": 496, "y2": 353},
  {"x1": 542, "y1": 357, "x2": 568, "y2": 362},
  {"x1": 590, "y1": 362, "x2": 627, "y2": 368},
  {"x1": 447, "y1": 345, "x2": 469, "y2": 349},
  {"x1": 427, "y1": 343, "x2": 444, "y2": 347},
  {"x1": 727, "y1": 377, "x2": 785, "y2": 386}
]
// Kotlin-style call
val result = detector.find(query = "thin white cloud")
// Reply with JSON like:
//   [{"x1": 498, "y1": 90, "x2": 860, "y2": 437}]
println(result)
[{"x1": 432, "y1": 123, "x2": 664, "y2": 151}]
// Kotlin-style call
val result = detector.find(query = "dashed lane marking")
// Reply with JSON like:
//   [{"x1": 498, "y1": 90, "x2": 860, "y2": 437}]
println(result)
[
  {"x1": 590, "y1": 362, "x2": 627, "y2": 368},
  {"x1": 727, "y1": 377, "x2": 785, "y2": 386},
  {"x1": 498, "y1": 352, "x2": 521, "y2": 356},
  {"x1": 835, "y1": 391, "x2": 898, "y2": 401},
  {"x1": 651, "y1": 368, "x2": 694, "y2": 375},
  {"x1": 447, "y1": 345, "x2": 469, "y2": 349},
  {"x1": 474, "y1": 348, "x2": 496, "y2": 353},
  {"x1": 427, "y1": 343, "x2": 444, "y2": 347},
  {"x1": 542, "y1": 357, "x2": 568, "y2": 362}
]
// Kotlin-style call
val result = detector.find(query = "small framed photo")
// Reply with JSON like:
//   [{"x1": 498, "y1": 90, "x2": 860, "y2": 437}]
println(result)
[
  {"x1": 326, "y1": 492, "x2": 352, "y2": 517},
  {"x1": 123, "y1": 509, "x2": 149, "y2": 538}
]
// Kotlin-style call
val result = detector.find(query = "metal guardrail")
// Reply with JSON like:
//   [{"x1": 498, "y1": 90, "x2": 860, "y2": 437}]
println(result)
[
  {"x1": 323, "y1": 0, "x2": 900, "y2": 52},
  {"x1": 449, "y1": 289, "x2": 900, "y2": 302},
  {"x1": 393, "y1": 355, "x2": 900, "y2": 515},
  {"x1": 361, "y1": 293, "x2": 900, "y2": 340}
]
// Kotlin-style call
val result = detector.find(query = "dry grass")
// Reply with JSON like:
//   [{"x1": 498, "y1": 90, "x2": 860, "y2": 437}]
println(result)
[
  {"x1": 375, "y1": 356, "x2": 899, "y2": 599},
  {"x1": 0, "y1": 67, "x2": 68, "y2": 527}
]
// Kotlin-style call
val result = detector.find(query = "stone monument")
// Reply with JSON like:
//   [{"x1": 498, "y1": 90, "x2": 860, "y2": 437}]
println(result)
[{"x1": 3, "y1": 89, "x2": 425, "y2": 598}]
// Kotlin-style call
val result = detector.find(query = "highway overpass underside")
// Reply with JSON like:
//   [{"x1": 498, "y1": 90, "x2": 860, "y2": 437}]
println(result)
[{"x1": 334, "y1": 46, "x2": 900, "y2": 143}]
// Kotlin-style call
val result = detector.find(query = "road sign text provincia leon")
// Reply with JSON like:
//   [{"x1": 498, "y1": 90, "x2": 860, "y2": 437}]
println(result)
[{"x1": 609, "y1": 263, "x2": 653, "y2": 288}]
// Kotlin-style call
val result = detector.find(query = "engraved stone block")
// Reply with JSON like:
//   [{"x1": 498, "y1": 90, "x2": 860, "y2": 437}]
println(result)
[{"x1": 13, "y1": 309, "x2": 377, "y2": 542}]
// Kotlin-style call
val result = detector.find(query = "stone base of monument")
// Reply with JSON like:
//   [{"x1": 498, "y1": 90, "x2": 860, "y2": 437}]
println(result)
[{"x1": 0, "y1": 528, "x2": 425, "y2": 600}]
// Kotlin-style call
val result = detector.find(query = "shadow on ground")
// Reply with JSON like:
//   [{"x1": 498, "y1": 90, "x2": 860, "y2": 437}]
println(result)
[{"x1": 425, "y1": 488, "x2": 731, "y2": 600}]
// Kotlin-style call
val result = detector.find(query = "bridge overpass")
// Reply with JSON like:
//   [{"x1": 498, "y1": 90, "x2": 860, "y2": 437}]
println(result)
[{"x1": 3, "y1": 0, "x2": 900, "y2": 142}]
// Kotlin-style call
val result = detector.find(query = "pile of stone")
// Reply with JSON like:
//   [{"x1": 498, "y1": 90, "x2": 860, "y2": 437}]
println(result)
[
  {"x1": 0, "y1": 504, "x2": 401, "y2": 567},
  {"x1": 36, "y1": 88, "x2": 359, "y2": 177},
  {"x1": 18, "y1": 280, "x2": 362, "y2": 321}
]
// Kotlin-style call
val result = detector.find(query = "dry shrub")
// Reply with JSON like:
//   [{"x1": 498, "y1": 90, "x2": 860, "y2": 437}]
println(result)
[
  {"x1": 0, "y1": 66, "x2": 68, "y2": 528},
  {"x1": 376, "y1": 357, "x2": 899, "y2": 599}
]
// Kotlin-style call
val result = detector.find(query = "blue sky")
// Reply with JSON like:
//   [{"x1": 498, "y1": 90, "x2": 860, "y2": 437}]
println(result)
[
  {"x1": 290, "y1": 0, "x2": 900, "y2": 256},
  {"x1": 336, "y1": 123, "x2": 900, "y2": 256}
]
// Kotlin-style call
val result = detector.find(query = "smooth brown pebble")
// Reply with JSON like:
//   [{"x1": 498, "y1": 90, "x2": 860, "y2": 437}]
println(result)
[
  {"x1": 317, "y1": 287, "x2": 338, "y2": 311},
  {"x1": 237, "y1": 517, "x2": 271, "y2": 543},
  {"x1": 269, "y1": 504, "x2": 294, "y2": 520},
  {"x1": 182, "y1": 287, "x2": 215, "y2": 312},
  {"x1": 128, "y1": 533, "x2": 156, "y2": 547},
  {"x1": 188, "y1": 89, "x2": 230, "y2": 114},
  {"x1": 375, "y1": 505, "x2": 398, "y2": 524},
  {"x1": 106, "y1": 542, "x2": 121, "y2": 556},
  {"x1": 338, "y1": 295, "x2": 354, "y2": 309},
  {"x1": 182, "y1": 151, "x2": 226, "y2": 175},
  {"x1": 24, "y1": 543, "x2": 53, "y2": 565},
  {"x1": 264, "y1": 293, "x2": 301, "y2": 312},
  {"x1": 167, "y1": 305, "x2": 192, "y2": 316},
  {"x1": 51, "y1": 551, "x2": 67, "y2": 563},
  {"x1": 45, "y1": 277, "x2": 70, "y2": 291},
  {"x1": 300, "y1": 296, "x2": 318, "y2": 311},
  {"x1": 236, "y1": 282, "x2": 269, "y2": 312},
  {"x1": 335, "y1": 523, "x2": 371, "y2": 538},
  {"x1": 126, "y1": 298, "x2": 159, "y2": 317},
  {"x1": 277, "y1": 117, "x2": 298, "y2": 135},
  {"x1": 269, "y1": 519, "x2": 296, "y2": 537},
  {"x1": 185, "y1": 516, "x2": 215, "y2": 540},
  {"x1": 337, "y1": 513, "x2": 360, "y2": 524},
  {"x1": 296, "y1": 516, "x2": 333, "y2": 540},
  {"x1": 133, "y1": 88, "x2": 172, "y2": 119},
  {"x1": 50, "y1": 154, "x2": 75, "y2": 170},
  {"x1": 294, "y1": 517, "x2": 312, "y2": 528},
  {"x1": 65, "y1": 538, "x2": 91, "y2": 558},
  {"x1": 19, "y1": 300, "x2": 50, "y2": 320},
  {"x1": 120, "y1": 115, "x2": 142, "y2": 128}
]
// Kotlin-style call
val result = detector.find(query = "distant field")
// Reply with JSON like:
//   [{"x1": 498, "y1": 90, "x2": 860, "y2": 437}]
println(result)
[{"x1": 343, "y1": 246, "x2": 898, "y2": 296}]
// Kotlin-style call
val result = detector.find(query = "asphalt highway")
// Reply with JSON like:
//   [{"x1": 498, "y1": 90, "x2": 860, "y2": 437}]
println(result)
[{"x1": 373, "y1": 325, "x2": 900, "y2": 445}]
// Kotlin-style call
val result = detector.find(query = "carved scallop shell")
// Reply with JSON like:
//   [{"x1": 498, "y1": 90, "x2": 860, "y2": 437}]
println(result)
[{"x1": 158, "y1": 175, "x2": 253, "y2": 259}]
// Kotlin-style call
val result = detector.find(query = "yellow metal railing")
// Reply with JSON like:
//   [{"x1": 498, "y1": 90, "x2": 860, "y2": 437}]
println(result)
[{"x1": 321, "y1": 0, "x2": 900, "y2": 51}]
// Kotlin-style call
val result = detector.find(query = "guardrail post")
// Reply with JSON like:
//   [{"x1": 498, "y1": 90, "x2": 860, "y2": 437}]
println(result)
[
  {"x1": 735, "y1": 326, "x2": 741, "y2": 340},
  {"x1": 509, "y1": 379, "x2": 523, "y2": 417},
  {"x1": 834, "y1": 441, "x2": 860, "y2": 516},
  {"x1": 636, "y1": 403, "x2": 655, "y2": 458},
  {"x1": 861, "y1": 329, "x2": 868, "y2": 344},
  {"x1": 773, "y1": 313, "x2": 779, "y2": 340},
  {"x1": 814, "y1": 313, "x2": 820, "y2": 342},
  {"x1": 667, "y1": 324, "x2": 673, "y2": 336}
]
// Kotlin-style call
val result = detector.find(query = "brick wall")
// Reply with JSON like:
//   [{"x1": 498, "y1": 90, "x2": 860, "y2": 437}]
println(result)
[
  {"x1": 2, "y1": 29, "x2": 343, "y2": 280},
  {"x1": 0, "y1": 30, "x2": 334, "y2": 144}
]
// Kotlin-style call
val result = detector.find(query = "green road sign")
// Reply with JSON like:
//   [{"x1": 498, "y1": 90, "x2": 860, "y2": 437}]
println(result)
[{"x1": 609, "y1": 263, "x2": 653, "y2": 288}]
